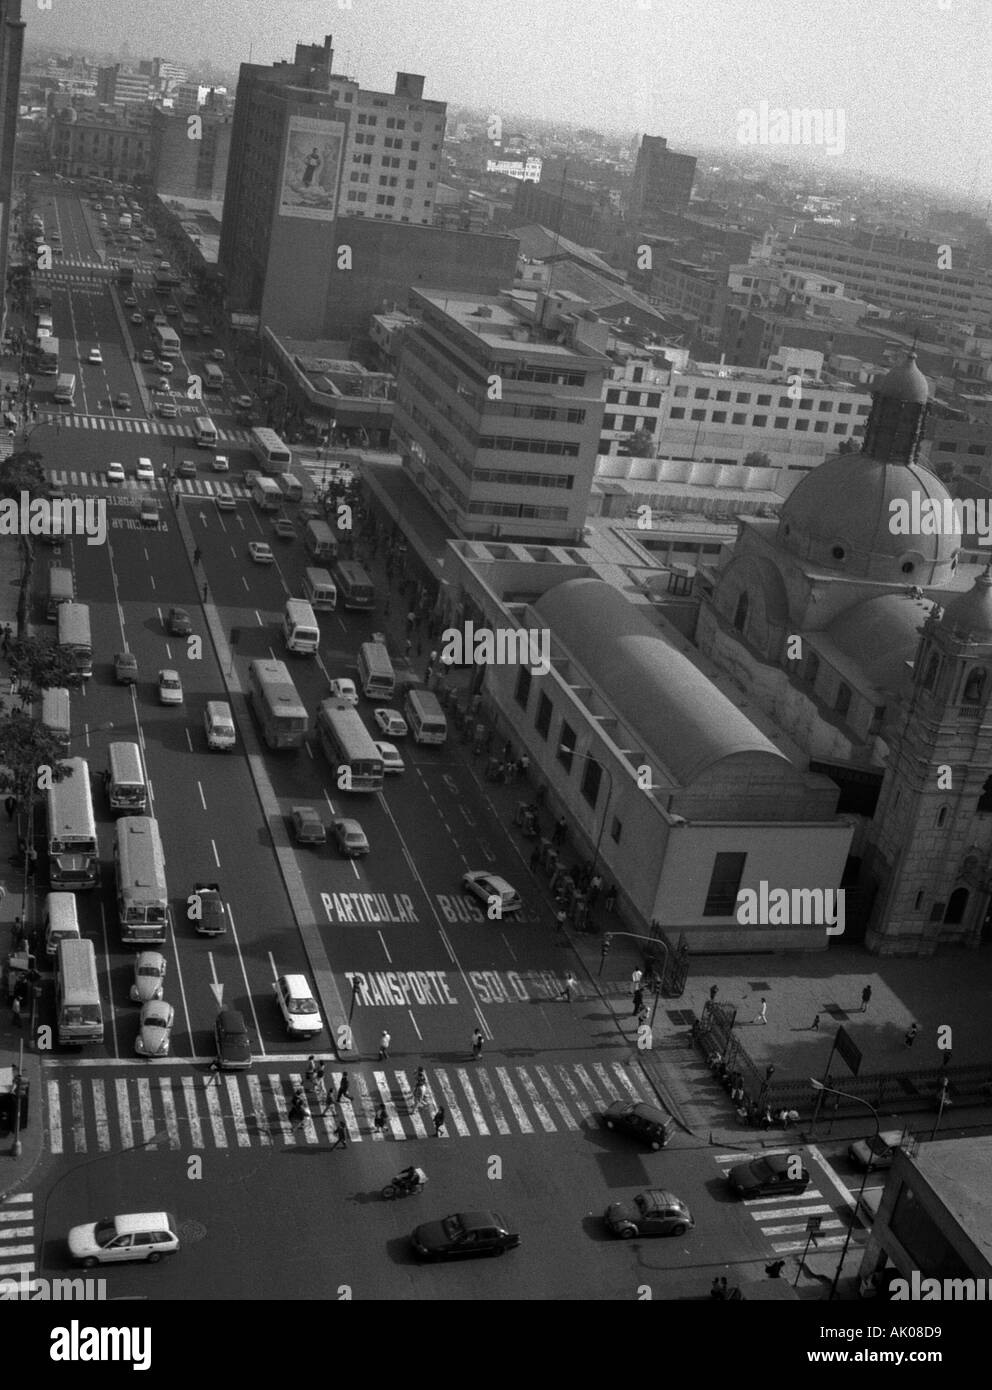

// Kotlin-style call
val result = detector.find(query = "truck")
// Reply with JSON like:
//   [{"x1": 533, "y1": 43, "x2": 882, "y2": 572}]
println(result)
[{"x1": 191, "y1": 882, "x2": 227, "y2": 936}]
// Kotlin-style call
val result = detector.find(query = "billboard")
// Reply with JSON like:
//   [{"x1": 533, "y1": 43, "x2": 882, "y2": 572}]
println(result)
[{"x1": 278, "y1": 116, "x2": 346, "y2": 221}]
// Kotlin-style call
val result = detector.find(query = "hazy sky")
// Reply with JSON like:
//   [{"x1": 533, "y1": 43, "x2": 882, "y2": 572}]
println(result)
[{"x1": 29, "y1": 0, "x2": 991, "y2": 198}]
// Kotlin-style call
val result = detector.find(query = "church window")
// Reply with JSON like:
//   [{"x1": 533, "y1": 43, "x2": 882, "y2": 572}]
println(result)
[
  {"x1": 921, "y1": 653, "x2": 939, "y2": 690},
  {"x1": 805, "y1": 651, "x2": 820, "y2": 686},
  {"x1": 901, "y1": 561, "x2": 915, "y2": 574},
  {"x1": 944, "y1": 887, "x2": 968, "y2": 925},
  {"x1": 733, "y1": 591, "x2": 749, "y2": 633},
  {"x1": 936, "y1": 806, "x2": 948, "y2": 828},
  {"x1": 835, "y1": 683, "x2": 852, "y2": 716},
  {"x1": 963, "y1": 668, "x2": 988, "y2": 705},
  {"x1": 978, "y1": 775, "x2": 992, "y2": 813},
  {"x1": 831, "y1": 545, "x2": 845, "y2": 560},
  {"x1": 914, "y1": 891, "x2": 924, "y2": 910}
]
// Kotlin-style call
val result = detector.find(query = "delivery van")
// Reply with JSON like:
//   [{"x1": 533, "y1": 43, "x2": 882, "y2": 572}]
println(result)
[{"x1": 45, "y1": 891, "x2": 81, "y2": 956}]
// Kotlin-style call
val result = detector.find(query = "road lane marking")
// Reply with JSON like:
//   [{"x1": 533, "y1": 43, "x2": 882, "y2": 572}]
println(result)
[
  {"x1": 47, "y1": 1080, "x2": 63, "y2": 1153},
  {"x1": 181, "y1": 1075, "x2": 204, "y2": 1147},
  {"x1": 593, "y1": 1061, "x2": 628, "y2": 1103},
  {"x1": 203, "y1": 1079, "x2": 228, "y2": 1148},
  {"x1": 536, "y1": 1066, "x2": 581, "y2": 1132},
  {"x1": 136, "y1": 1078, "x2": 157, "y2": 1144},
  {"x1": 494, "y1": 1066, "x2": 532, "y2": 1134},
  {"x1": 226, "y1": 1076, "x2": 252, "y2": 1147},
  {"x1": 158, "y1": 1076, "x2": 181, "y2": 1150},
  {"x1": 516, "y1": 1068, "x2": 557, "y2": 1133},
  {"x1": 92, "y1": 1078, "x2": 111, "y2": 1152},
  {"x1": 245, "y1": 1075, "x2": 273, "y2": 1146},
  {"x1": 434, "y1": 1068, "x2": 471, "y2": 1136},
  {"x1": 115, "y1": 1077, "x2": 133, "y2": 1148},
  {"x1": 70, "y1": 1079, "x2": 86, "y2": 1152},
  {"x1": 455, "y1": 1068, "x2": 490, "y2": 1136}
]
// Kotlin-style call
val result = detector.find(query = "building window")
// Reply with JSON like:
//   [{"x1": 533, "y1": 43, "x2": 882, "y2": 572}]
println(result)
[
  {"x1": 774, "y1": 417, "x2": 789, "y2": 429},
  {"x1": 580, "y1": 757, "x2": 602, "y2": 808},
  {"x1": 670, "y1": 408, "x2": 685, "y2": 420},
  {"x1": 944, "y1": 887, "x2": 969, "y2": 925},
  {"x1": 535, "y1": 692, "x2": 552, "y2": 739},
  {"x1": 757, "y1": 394, "x2": 771, "y2": 406},
  {"x1": 610, "y1": 816, "x2": 622, "y2": 844},
  {"x1": 703, "y1": 852, "x2": 746, "y2": 916},
  {"x1": 752, "y1": 414, "x2": 767, "y2": 427},
  {"x1": 835, "y1": 682, "x2": 852, "y2": 716},
  {"x1": 732, "y1": 412, "x2": 747, "y2": 424},
  {"x1": 805, "y1": 651, "x2": 820, "y2": 686},
  {"x1": 690, "y1": 409, "x2": 706, "y2": 421},
  {"x1": 733, "y1": 590, "x2": 749, "y2": 633},
  {"x1": 693, "y1": 388, "x2": 710, "y2": 400},
  {"x1": 515, "y1": 666, "x2": 532, "y2": 711},
  {"x1": 712, "y1": 411, "x2": 727, "y2": 423},
  {"x1": 558, "y1": 721, "x2": 576, "y2": 772},
  {"x1": 914, "y1": 890, "x2": 924, "y2": 910},
  {"x1": 963, "y1": 668, "x2": 988, "y2": 704}
]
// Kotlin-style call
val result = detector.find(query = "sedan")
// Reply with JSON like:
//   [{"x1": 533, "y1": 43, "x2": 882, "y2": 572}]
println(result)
[
  {"x1": 166, "y1": 606, "x2": 192, "y2": 636},
  {"x1": 156, "y1": 360, "x2": 174, "y2": 374},
  {"x1": 461, "y1": 871, "x2": 522, "y2": 915},
  {"x1": 114, "y1": 651, "x2": 138, "y2": 684},
  {"x1": 68, "y1": 1213, "x2": 179, "y2": 1268},
  {"x1": 106, "y1": 462, "x2": 126, "y2": 484},
  {"x1": 605, "y1": 1190, "x2": 694, "y2": 1240},
  {"x1": 214, "y1": 1007, "x2": 252, "y2": 1070},
  {"x1": 332, "y1": 818, "x2": 369, "y2": 858},
  {"x1": 158, "y1": 402, "x2": 178, "y2": 418},
  {"x1": 140, "y1": 348, "x2": 156, "y2": 363},
  {"x1": 135, "y1": 458, "x2": 155, "y2": 481},
  {"x1": 248, "y1": 541, "x2": 274, "y2": 565},
  {"x1": 373, "y1": 708, "x2": 408, "y2": 738},
  {"x1": 411, "y1": 1212, "x2": 520, "y2": 1262},
  {"x1": 130, "y1": 312, "x2": 143, "y2": 325},
  {"x1": 135, "y1": 1000, "x2": 174, "y2": 1057},
  {"x1": 291, "y1": 806, "x2": 326, "y2": 845},
  {"x1": 123, "y1": 295, "x2": 137, "y2": 307},
  {"x1": 272, "y1": 517, "x2": 296, "y2": 539},
  {"x1": 602, "y1": 1100, "x2": 673, "y2": 1151},
  {"x1": 233, "y1": 394, "x2": 253, "y2": 411},
  {"x1": 114, "y1": 392, "x2": 131, "y2": 411},
  {"x1": 328, "y1": 678, "x2": 358, "y2": 706},
  {"x1": 212, "y1": 454, "x2": 229, "y2": 472},
  {"x1": 375, "y1": 741, "x2": 405, "y2": 775},
  {"x1": 130, "y1": 951, "x2": 166, "y2": 1003},
  {"x1": 87, "y1": 347, "x2": 103, "y2": 364},
  {"x1": 848, "y1": 1131, "x2": 907, "y2": 1173},
  {"x1": 215, "y1": 492, "x2": 236, "y2": 512},
  {"x1": 157, "y1": 669, "x2": 183, "y2": 705},
  {"x1": 209, "y1": 348, "x2": 226, "y2": 362},
  {"x1": 728, "y1": 1153, "x2": 810, "y2": 1199},
  {"x1": 176, "y1": 459, "x2": 197, "y2": 478}
]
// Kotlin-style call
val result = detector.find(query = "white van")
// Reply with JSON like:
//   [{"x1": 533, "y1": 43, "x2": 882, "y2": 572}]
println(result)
[
  {"x1": 404, "y1": 687, "x2": 448, "y2": 745},
  {"x1": 45, "y1": 891, "x2": 81, "y2": 956},
  {"x1": 105, "y1": 741, "x2": 148, "y2": 814},
  {"x1": 282, "y1": 599, "x2": 320, "y2": 656},
  {"x1": 303, "y1": 567, "x2": 337, "y2": 612},
  {"x1": 41, "y1": 687, "x2": 71, "y2": 749},
  {"x1": 57, "y1": 938, "x2": 103, "y2": 1045},
  {"x1": 194, "y1": 417, "x2": 217, "y2": 447},
  {"x1": 204, "y1": 700, "x2": 236, "y2": 750}
]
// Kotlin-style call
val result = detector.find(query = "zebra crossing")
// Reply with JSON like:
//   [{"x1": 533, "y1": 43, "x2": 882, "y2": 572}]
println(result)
[
  {"x1": 711, "y1": 1151, "x2": 848, "y2": 1255},
  {"x1": 37, "y1": 412, "x2": 250, "y2": 443},
  {"x1": 46, "y1": 1060, "x2": 647, "y2": 1155},
  {"x1": 0, "y1": 1193, "x2": 35, "y2": 1285},
  {"x1": 47, "y1": 468, "x2": 251, "y2": 498}
]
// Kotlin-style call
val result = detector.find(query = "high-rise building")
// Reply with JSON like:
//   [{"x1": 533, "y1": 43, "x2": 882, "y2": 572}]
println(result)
[
  {"x1": 0, "y1": 0, "x2": 24, "y2": 335},
  {"x1": 392, "y1": 287, "x2": 608, "y2": 544},
  {"x1": 628, "y1": 135, "x2": 697, "y2": 222},
  {"x1": 96, "y1": 65, "x2": 152, "y2": 107},
  {"x1": 150, "y1": 108, "x2": 232, "y2": 200}
]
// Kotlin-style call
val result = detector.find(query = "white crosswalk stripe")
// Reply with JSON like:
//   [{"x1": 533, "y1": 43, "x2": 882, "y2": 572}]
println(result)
[
  {"x1": 37, "y1": 411, "x2": 250, "y2": 444},
  {"x1": 0, "y1": 1194, "x2": 36, "y2": 1283},
  {"x1": 48, "y1": 467, "x2": 250, "y2": 498},
  {"x1": 712, "y1": 1152, "x2": 850, "y2": 1254},
  {"x1": 44, "y1": 1061, "x2": 653, "y2": 1153}
]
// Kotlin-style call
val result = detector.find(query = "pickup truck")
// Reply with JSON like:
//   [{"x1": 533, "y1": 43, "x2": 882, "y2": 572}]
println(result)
[{"x1": 192, "y1": 882, "x2": 227, "y2": 936}]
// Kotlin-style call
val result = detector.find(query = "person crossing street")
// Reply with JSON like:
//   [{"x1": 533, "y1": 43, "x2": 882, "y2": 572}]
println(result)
[{"x1": 471, "y1": 1028, "x2": 484, "y2": 1060}]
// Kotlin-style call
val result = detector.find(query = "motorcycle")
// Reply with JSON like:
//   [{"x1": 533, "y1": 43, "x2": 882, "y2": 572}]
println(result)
[{"x1": 381, "y1": 1172, "x2": 427, "y2": 1200}]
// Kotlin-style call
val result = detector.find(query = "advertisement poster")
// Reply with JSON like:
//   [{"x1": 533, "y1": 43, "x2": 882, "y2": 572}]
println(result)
[{"x1": 278, "y1": 115, "x2": 346, "y2": 221}]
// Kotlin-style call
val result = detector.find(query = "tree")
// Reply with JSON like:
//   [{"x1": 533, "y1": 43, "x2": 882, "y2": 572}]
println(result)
[
  {"x1": 837, "y1": 438, "x2": 861, "y2": 455},
  {"x1": 6, "y1": 636, "x2": 80, "y2": 703},
  {"x1": 619, "y1": 428, "x2": 657, "y2": 459},
  {"x1": 0, "y1": 449, "x2": 48, "y2": 633},
  {"x1": 743, "y1": 450, "x2": 772, "y2": 469},
  {"x1": 0, "y1": 708, "x2": 73, "y2": 806}
]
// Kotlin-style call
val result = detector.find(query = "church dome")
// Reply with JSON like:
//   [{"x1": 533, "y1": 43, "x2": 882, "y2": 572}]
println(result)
[
  {"x1": 876, "y1": 351, "x2": 929, "y2": 404},
  {"x1": 940, "y1": 566, "x2": 992, "y2": 641}
]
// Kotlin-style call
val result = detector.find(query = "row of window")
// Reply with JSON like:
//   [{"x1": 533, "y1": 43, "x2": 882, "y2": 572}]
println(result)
[
  {"x1": 669, "y1": 408, "x2": 857, "y2": 434},
  {"x1": 473, "y1": 468, "x2": 574, "y2": 490},
  {"x1": 604, "y1": 389, "x2": 663, "y2": 408},
  {"x1": 514, "y1": 673, "x2": 623, "y2": 835},
  {"x1": 477, "y1": 434, "x2": 581, "y2": 458},
  {"x1": 673, "y1": 385, "x2": 868, "y2": 414},
  {"x1": 935, "y1": 441, "x2": 989, "y2": 455},
  {"x1": 493, "y1": 362, "x2": 588, "y2": 388},
  {"x1": 467, "y1": 499, "x2": 569, "y2": 521}
]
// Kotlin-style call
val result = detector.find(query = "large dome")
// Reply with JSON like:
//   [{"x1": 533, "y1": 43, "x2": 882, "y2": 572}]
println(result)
[
  {"x1": 876, "y1": 351, "x2": 929, "y2": 404},
  {"x1": 940, "y1": 566, "x2": 992, "y2": 641}
]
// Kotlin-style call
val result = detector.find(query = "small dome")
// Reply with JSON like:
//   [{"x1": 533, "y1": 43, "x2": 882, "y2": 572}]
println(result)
[
  {"x1": 877, "y1": 351, "x2": 929, "y2": 404},
  {"x1": 940, "y1": 567, "x2": 992, "y2": 640}
]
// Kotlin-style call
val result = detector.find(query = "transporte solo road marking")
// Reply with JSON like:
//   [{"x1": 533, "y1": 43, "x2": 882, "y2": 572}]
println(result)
[{"x1": 344, "y1": 967, "x2": 565, "y2": 1007}]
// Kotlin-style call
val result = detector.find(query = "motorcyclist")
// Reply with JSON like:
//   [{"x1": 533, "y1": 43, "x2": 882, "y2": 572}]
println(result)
[{"x1": 395, "y1": 1165, "x2": 426, "y2": 1192}]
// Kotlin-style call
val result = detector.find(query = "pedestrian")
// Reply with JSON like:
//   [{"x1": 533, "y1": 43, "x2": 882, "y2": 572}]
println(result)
[
  {"x1": 373, "y1": 1102, "x2": 387, "y2": 1136},
  {"x1": 305, "y1": 1055, "x2": 318, "y2": 1087},
  {"x1": 404, "y1": 638, "x2": 412, "y2": 659},
  {"x1": 560, "y1": 973, "x2": 577, "y2": 1002},
  {"x1": 411, "y1": 1066, "x2": 427, "y2": 1110},
  {"x1": 12, "y1": 917, "x2": 25, "y2": 950},
  {"x1": 756, "y1": 997, "x2": 768, "y2": 1024},
  {"x1": 331, "y1": 1119, "x2": 348, "y2": 1149},
  {"x1": 555, "y1": 907, "x2": 567, "y2": 934},
  {"x1": 709, "y1": 984, "x2": 719, "y2": 1003},
  {"x1": 202, "y1": 581, "x2": 208, "y2": 602},
  {"x1": 205, "y1": 1058, "x2": 222, "y2": 1087},
  {"x1": 289, "y1": 1096, "x2": 308, "y2": 1132},
  {"x1": 406, "y1": 610, "x2": 415, "y2": 634},
  {"x1": 811, "y1": 1013, "x2": 820, "y2": 1031},
  {"x1": 471, "y1": 1028, "x2": 484, "y2": 1060},
  {"x1": 719, "y1": 1277, "x2": 728, "y2": 1297},
  {"x1": 632, "y1": 987, "x2": 644, "y2": 1016},
  {"x1": 552, "y1": 815, "x2": 567, "y2": 847},
  {"x1": 432, "y1": 1107, "x2": 446, "y2": 1137},
  {"x1": 604, "y1": 884, "x2": 617, "y2": 913},
  {"x1": 529, "y1": 844, "x2": 541, "y2": 873},
  {"x1": 587, "y1": 873, "x2": 602, "y2": 905},
  {"x1": 378, "y1": 1029, "x2": 391, "y2": 1061},
  {"x1": 904, "y1": 1022, "x2": 919, "y2": 1048},
  {"x1": 765, "y1": 1260, "x2": 786, "y2": 1279},
  {"x1": 193, "y1": 546, "x2": 202, "y2": 566},
  {"x1": 861, "y1": 984, "x2": 872, "y2": 1012},
  {"x1": 631, "y1": 969, "x2": 642, "y2": 990},
  {"x1": 335, "y1": 1071, "x2": 350, "y2": 1106},
  {"x1": 710, "y1": 1277, "x2": 724, "y2": 1300},
  {"x1": 11, "y1": 996, "x2": 22, "y2": 1029}
]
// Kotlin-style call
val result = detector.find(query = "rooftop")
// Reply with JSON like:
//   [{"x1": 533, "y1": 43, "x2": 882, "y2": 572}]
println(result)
[{"x1": 412, "y1": 287, "x2": 608, "y2": 361}]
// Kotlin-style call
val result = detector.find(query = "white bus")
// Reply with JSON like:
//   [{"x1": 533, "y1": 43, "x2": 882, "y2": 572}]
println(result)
[
  {"x1": 54, "y1": 373, "x2": 76, "y2": 405},
  {"x1": 332, "y1": 560, "x2": 375, "y2": 611},
  {"x1": 41, "y1": 687, "x2": 71, "y2": 750},
  {"x1": 57, "y1": 939, "x2": 103, "y2": 1046},
  {"x1": 316, "y1": 701, "x2": 384, "y2": 792},
  {"x1": 37, "y1": 336, "x2": 60, "y2": 374},
  {"x1": 357, "y1": 641, "x2": 395, "y2": 700},
  {"x1": 252, "y1": 477, "x2": 282, "y2": 511},
  {"x1": 57, "y1": 603, "x2": 92, "y2": 680},
  {"x1": 46, "y1": 757, "x2": 99, "y2": 889},
  {"x1": 247, "y1": 659, "x2": 309, "y2": 750},
  {"x1": 105, "y1": 741, "x2": 148, "y2": 815},
  {"x1": 304, "y1": 519, "x2": 338, "y2": 562},
  {"x1": 283, "y1": 599, "x2": 320, "y2": 656},
  {"x1": 303, "y1": 566, "x2": 337, "y2": 611},
  {"x1": 194, "y1": 416, "x2": 217, "y2": 447},
  {"x1": 46, "y1": 564, "x2": 74, "y2": 620},
  {"x1": 250, "y1": 426, "x2": 292, "y2": 475},
  {"x1": 114, "y1": 816, "x2": 168, "y2": 945},
  {"x1": 203, "y1": 361, "x2": 224, "y2": 391},
  {"x1": 404, "y1": 687, "x2": 448, "y2": 745}
]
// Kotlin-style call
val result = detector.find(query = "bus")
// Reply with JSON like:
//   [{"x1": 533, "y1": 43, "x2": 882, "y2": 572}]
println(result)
[
  {"x1": 316, "y1": 702, "x2": 384, "y2": 792},
  {"x1": 252, "y1": 477, "x2": 282, "y2": 511},
  {"x1": 250, "y1": 427, "x2": 292, "y2": 475},
  {"x1": 57, "y1": 603, "x2": 92, "y2": 680},
  {"x1": 333, "y1": 560, "x2": 375, "y2": 611},
  {"x1": 154, "y1": 268, "x2": 181, "y2": 291},
  {"x1": 53, "y1": 372, "x2": 76, "y2": 405},
  {"x1": 357, "y1": 641, "x2": 395, "y2": 700},
  {"x1": 282, "y1": 599, "x2": 320, "y2": 656},
  {"x1": 203, "y1": 361, "x2": 224, "y2": 391},
  {"x1": 37, "y1": 336, "x2": 60, "y2": 374},
  {"x1": 151, "y1": 323, "x2": 181, "y2": 358},
  {"x1": 56, "y1": 939, "x2": 103, "y2": 1046},
  {"x1": 116, "y1": 260, "x2": 135, "y2": 286},
  {"x1": 276, "y1": 473, "x2": 303, "y2": 503},
  {"x1": 46, "y1": 758, "x2": 99, "y2": 889},
  {"x1": 46, "y1": 564, "x2": 74, "y2": 620},
  {"x1": 40, "y1": 687, "x2": 71, "y2": 750},
  {"x1": 114, "y1": 816, "x2": 168, "y2": 944},
  {"x1": 105, "y1": 741, "x2": 148, "y2": 815},
  {"x1": 246, "y1": 658, "x2": 309, "y2": 750}
]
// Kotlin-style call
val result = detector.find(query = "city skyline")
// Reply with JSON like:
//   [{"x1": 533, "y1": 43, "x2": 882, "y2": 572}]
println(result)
[{"x1": 24, "y1": 0, "x2": 991, "y2": 200}]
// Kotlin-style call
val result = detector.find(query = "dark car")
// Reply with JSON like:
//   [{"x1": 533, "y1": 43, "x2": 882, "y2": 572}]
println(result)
[
  {"x1": 166, "y1": 606, "x2": 192, "y2": 637},
  {"x1": 192, "y1": 882, "x2": 227, "y2": 937},
  {"x1": 728, "y1": 1152, "x2": 810, "y2": 1199},
  {"x1": 410, "y1": 1211, "x2": 520, "y2": 1262},
  {"x1": 273, "y1": 516, "x2": 296, "y2": 540},
  {"x1": 214, "y1": 1008, "x2": 252, "y2": 1070},
  {"x1": 114, "y1": 392, "x2": 131, "y2": 410},
  {"x1": 604, "y1": 1190, "x2": 694, "y2": 1240},
  {"x1": 114, "y1": 651, "x2": 139, "y2": 684},
  {"x1": 602, "y1": 1099, "x2": 674, "y2": 1151},
  {"x1": 176, "y1": 459, "x2": 197, "y2": 479}
]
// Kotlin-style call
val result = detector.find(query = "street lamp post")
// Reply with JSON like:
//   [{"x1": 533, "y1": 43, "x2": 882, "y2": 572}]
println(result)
[
  {"x1": 810, "y1": 1078, "x2": 880, "y2": 1301},
  {"x1": 558, "y1": 745, "x2": 613, "y2": 889}
]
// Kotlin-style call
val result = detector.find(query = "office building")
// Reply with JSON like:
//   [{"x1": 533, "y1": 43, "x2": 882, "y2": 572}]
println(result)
[
  {"x1": 627, "y1": 135, "x2": 696, "y2": 222},
  {"x1": 0, "y1": 0, "x2": 24, "y2": 337},
  {"x1": 96, "y1": 64, "x2": 152, "y2": 107},
  {"x1": 150, "y1": 107, "x2": 232, "y2": 201},
  {"x1": 49, "y1": 108, "x2": 151, "y2": 182}
]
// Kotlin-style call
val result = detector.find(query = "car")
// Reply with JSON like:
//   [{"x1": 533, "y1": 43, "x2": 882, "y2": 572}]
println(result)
[
  {"x1": 215, "y1": 1007, "x2": 252, "y2": 1070},
  {"x1": 154, "y1": 378, "x2": 172, "y2": 394},
  {"x1": 135, "y1": 457, "x2": 154, "y2": 481},
  {"x1": 123, "y1": 295, "x2": 137, "y2": 307},
  {"x1": 130, "y1": 312, "x2": 143, "y2": 325},
  {"x1": 602, "y1": 1099, "x2": 674, "y2": 1151},
  {"x1": 156, "y1": 359, "x2": 174, "y2": 374},
  {"x1": 68, "y1": 1213, "x2": 179, "y2": 1268},
  {"x1": 273, "y1": 973, "x2": 323, "y2": 1039},
  {"x1": 176, "y1": 459, "x2": 197, "y2": 478},
  {"x1": 233, "y1": 394, "x2": 253, "y2": 410},
  {"x1": 328, "y1": 677, "x2": 358, "y2": 706},
  {"x1": 215, "y1": 492, "x2": 236, "y2": 512},
  {"x1": 140, "y1": 348, "x2": 156, "y2": 362},
  {"x1": 157, "y1": 669, "x2": 183, "y2": 705},
  {"x1": 410, "y1": 1212, "x2": 520, "y2": 1262},
  {"x1": 272, "y1": 516, "x2": 296, "y2": 539},
  {"x1": 166, "y1": 606, "x2": 192, "y2": 636},
  {"x1": 848, "y1": 1131, "x2": 908, "y2": 1173},
  {"x1": 139, "y1": 501, "x2": 160, "y2": 528},
  {"x1": 87, "y1": 348, "x2": 102, "y2": 364},
  {"x1": 604, "y1": 1190, "x2": 695, "y2": 1240},
  {"x1": 135, "y1": 999, "x2": 174, "y2": 1057},
  {"x1": 291, "y1": 806, "x2": 326, "y2": 845},
  {"x1": 114, "y1": 651, "x2": 138, "y2": 684},
  {"x1": 332, "y1": 818, "x2": 369, "y2": 858},
  {"x1": 245, "y1": 470, "x2": 262, "y2": 488},
  {"x1": 461, "y1": 871, "x2": 522, "y2": 915},
  {"x1": 248, "y1": 541, "x2": 274, "y2": 564},
  {"x1": 114, "y1": 392, "x2": 131, "y2": 410},
  {"x1": 375, "y1": 740, "x2": 405, "y2": 774},
  {"x1": 212, "y1": 454, "x2": 229, "y2": 472},
  {"x1": 727, "y1": 1153, "x2": 811, "y2": 1199},
  {"x1": 164, "y1": 304, "x2": 179, "y2": 317},
  {"x1": 209, "y1": 348, "x2": 225, "y2": 361},
  {"x1": 192, "y1": 882, "x2": 227, "y2": 936},
  {"x1": 200, "y1": 324, "x2": 215, "y2": 338},
  {"x1": 158, "y1": 260, "x2": 171, "y2": 270},
  {"x1": 373, "y1": 708, "x2": 408, "y2": 738},
  {"x1": 106, "y1": 461, "x2": 126, "y2": 484},
  {"x1": 158, "y1": 402, "x2": 178, "y2": 418},
  {"x1": 130, "y1": 951, "x2": 167, "y2": 1003}
]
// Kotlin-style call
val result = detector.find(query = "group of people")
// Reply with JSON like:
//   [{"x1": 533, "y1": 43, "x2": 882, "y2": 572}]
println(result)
[{"x1": 284, "y1": 1060, "x2": 449, "y2": 1144}]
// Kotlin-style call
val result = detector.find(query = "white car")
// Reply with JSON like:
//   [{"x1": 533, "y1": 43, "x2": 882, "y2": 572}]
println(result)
[
  {"x1": 375, "y1": 740, "x2": 405, "y2": 774},
  {"x1": 135, "y1": 457, "x2": 154, "y2": 481},
  {"x1": 248, "y1": 541, "x2": 274, "y2": 564},
  {"x1": 273, "y1": 973, "x2": 323, "y2": 1039},
  {"x1": 373, "y1": 708, "x2": 408, "y2": 738},
  {"x1": 106, "y1": 461, "x2": 125, "y2": 484},
  {"x1": 462, "y1": 871, "x2": 523, "y2": 915},
  {"x1": 130, "y1": 951, "x2": 166, "y2": 1003},
  {"x1": 156, "y1": 359, "x2": 174, "y2": 374},
  {"x1": 213, "y1": 454, "x2": 229, "y2": 472},
  {"x1": 215, "y1": 492, "x2": 236, "y2": 512},
  {"x1": 130, "y1": 312, "x2": 143, "y2": 325},
  {"x1": 157, "y1": 669, "x2": 183, "y2": 704},
  {"x1": 328, "y1": 678, "x2": 358, "y2": 706},
  {"x1": 87, "y1": 347, "x2": 102, "y2": 364},
  {"x1": 135, "y1": 1000, "x2": 174, "y2": 1057},
  {"x1": 68, "y1": 1213, "x2": 179, "y2": 1267}
]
